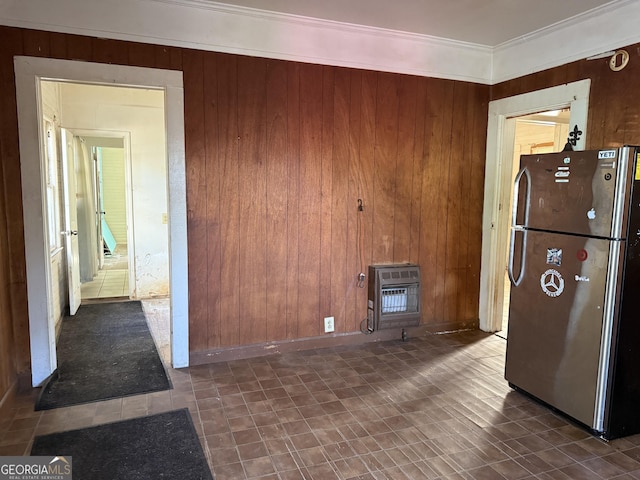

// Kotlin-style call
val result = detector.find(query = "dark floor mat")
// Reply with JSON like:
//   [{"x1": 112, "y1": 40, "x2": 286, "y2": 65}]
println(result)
[
  {"x1": 31, "y1": 408, "x2": 213, "y2": 480},
  {"x1": 35, "y1": 301, "x2": 170, "y2": 410}
]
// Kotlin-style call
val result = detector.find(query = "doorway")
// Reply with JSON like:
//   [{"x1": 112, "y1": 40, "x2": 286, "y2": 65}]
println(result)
[
  {"x1": 498, "y1": 109, "x2": 571, "y2": 338},
  {"x1": 79, "y1": 137, "x2": 132, "y2": 301},
  {"x1": 479, "y1": 79, "x2": 591, "y2": 334},
  {"x1": 15, "y1": 56, "x2": 189, "y2": 386}
]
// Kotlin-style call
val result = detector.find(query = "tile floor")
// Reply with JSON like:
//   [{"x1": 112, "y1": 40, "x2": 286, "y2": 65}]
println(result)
[
  {"x1": 81, "y1": 244, "x2": 130, "y2": 299},
  {"x1": 3, "y1": 327, "x2": 640, "y2": 479},
  {"x1": 80, "y1": 268, "x2": 129, "y2": 299}
]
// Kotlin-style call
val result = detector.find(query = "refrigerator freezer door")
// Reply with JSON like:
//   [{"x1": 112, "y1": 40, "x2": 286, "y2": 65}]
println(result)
[
  {"x1": 515, "y1": 149, "x2": 632, "y2": 238},
  {"x1": 505, "y1": 229, "x2": 613, "y2": 428}
]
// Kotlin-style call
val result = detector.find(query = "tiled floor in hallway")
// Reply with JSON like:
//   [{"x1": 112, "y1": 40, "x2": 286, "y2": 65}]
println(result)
[{"x1": 2, "y1": 328, "x2": 640, "y2": 479}]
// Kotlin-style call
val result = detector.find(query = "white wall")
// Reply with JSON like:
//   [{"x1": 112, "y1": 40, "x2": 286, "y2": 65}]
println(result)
[{"x1": 60, "y1": 83, "x2": 169, "y2": 298}]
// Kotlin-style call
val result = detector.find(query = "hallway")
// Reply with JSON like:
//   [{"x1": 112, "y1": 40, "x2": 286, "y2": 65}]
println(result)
[{"x1": 2, "y1": 329, "x2": 640, "y2": 479}]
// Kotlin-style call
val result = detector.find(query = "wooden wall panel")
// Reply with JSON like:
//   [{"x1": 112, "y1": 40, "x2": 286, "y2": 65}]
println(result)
[
  {"x1": 355, "y1": 71, "x2": 376, "y2": 332},
  {"x1": 128, "y1": 42, "x2": 157, "y2": 69},
  {"x1": 345, "y1": 71, "x2": 362, "y2": 333},
  {"x1": 285, "y1": 63, "x2": 301, "y2": 340},
  {"x1": 319, "y1": 67, "x2": 335, "y2": 328},
  {"x1": 237, "y1": 56, "x2": 268, "y2": 345},
  {"x1": 49, "y1": 32, "x2": 69, "y2": 59},
  {"x1": 203, "y1": 53, "x2": 221, "y2": 350},
  {"x1": 297, "y1": 64, "x2": 323, "y2": 338},
  {"x1": 465, "y1": 84, "x2": 489, "y2": 321},
  {"x1": 66, "y1": 33, "x2": 93, "y2": 62},
  {"x1": 330, "y1": 69, "x2": 351, "y2": 334},
  {"x1": 409, "y1": 79, "x2": 427, "y2": 264},
  {"x1": 23, "y1": 29, "x2": 50, "y2": 57},
  {"x1": 444, "y1": 82, "x2": 468, "y2": 323},
  {"x1": 0, "y1": 27, "x2": 30, "y2": 391},
  {"x1": 0, "y1": 32, "x2": 17, "y2": 397},
  {"x1": 217, "y1": 54, "x2": 241, "y2": 348},
  {"x1": 417, "y1": 79, "x2": 443, "y2": 322},
  {"x1": 371, "y1": 73, "x2": 399, "y2": 263},
  {"x1": 265, "y1": 59, "x2": 288, "y2": 341},
  {"x1": 92, "y1": 38, "x2": 129, "y2": 65},
  {"x1": 432, "y1": 80, "x2": 455, "y2": 323},
  {"x1": 183, "y1": 50, "x2": 208, "y2": 352},
  {"x1": 394, "y1": 75, "x2": 418, "y2": 263}
]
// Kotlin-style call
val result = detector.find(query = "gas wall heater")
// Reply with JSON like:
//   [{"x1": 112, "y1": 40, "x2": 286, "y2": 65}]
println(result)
[{"x1": 367, "y1": 264, "x2": 421, "y2": 331}]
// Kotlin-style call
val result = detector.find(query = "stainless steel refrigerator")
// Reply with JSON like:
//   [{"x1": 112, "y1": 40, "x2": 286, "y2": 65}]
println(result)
[{"x1": 505, "y1": 146, "x2": 640, "y2": 439}]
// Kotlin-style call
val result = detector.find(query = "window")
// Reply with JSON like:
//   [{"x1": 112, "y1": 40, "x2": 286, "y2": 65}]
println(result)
[{"x1": 44, "y1": 119, "x2": 62, "y2": 252}]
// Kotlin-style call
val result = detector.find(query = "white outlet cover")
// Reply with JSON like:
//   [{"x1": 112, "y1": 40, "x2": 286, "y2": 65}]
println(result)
[{"x1": 324, "y1": 316, "x2": 334, "y2": 333}]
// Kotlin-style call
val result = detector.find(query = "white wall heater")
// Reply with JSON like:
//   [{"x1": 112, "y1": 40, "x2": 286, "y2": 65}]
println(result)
[{"x1": 367, "y1": 264, "x2": 421, "y2": 332}]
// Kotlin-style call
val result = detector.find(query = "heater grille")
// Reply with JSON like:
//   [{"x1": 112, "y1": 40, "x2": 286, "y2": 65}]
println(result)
[
  {"x1": 368, "y1": 264, "x2": 421, "y2": 331},
  {"x1": 381, "y1": 288, "x2": 408, "y2": 313}
]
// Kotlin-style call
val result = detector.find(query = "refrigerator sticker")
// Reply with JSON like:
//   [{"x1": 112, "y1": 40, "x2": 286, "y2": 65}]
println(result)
[
  {"x1": 546, "y1": 248, "x2": 562, "y2": 266},
  {"x1": 599, "y1": 150, "x2": 616, "y2": 159},
  {"x1": 575, "y1": 275, "x2": 590, "y2": 282},
  {"x1": 541, "y1": 269, "x2": 565, "y2": 297},
  {"x1": 587, "y1": 208, "x2": 596, "y2": 220},
  {"x1": 555, "y1": 166, "x2": 570, "y2": 183}
]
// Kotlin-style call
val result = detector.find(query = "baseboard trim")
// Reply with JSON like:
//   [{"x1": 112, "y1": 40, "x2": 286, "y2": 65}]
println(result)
[{"x1": 189, "y1": 320, "x2": 478, "y2": 365}]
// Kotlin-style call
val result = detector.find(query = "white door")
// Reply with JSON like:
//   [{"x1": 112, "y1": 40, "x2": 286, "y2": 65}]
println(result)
[{"x1": 61, "y1": 128, "x2": 82, "y2": 315}]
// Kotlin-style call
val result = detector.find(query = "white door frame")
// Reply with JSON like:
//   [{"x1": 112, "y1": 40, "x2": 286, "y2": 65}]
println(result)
[
  {"x1": 14, "y1": 56, "x2": 189, "y2": 386},
  {"x1": 479, "y1": 79, "x2": 591, "y2": 332}
]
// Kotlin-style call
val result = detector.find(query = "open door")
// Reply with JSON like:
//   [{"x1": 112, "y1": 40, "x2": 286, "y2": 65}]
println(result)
[
  {"x1": 479, "y1": 79, "x2": 590, "y2": 333},
  {"x1": 60, "y1": 128, "x2": 82, "y2": 315}
]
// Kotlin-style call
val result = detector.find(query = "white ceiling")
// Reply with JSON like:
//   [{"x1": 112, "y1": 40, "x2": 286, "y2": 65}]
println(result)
[{"x1": 212, "y1": 0, "x2": 617, "y2": 46}]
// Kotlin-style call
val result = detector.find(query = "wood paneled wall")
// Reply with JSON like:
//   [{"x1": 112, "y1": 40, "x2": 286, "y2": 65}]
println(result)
[
  {"x1": 0, "y1": 25, "x2": 490, "y2": 398},
  {"x1": 184, "y1": 53, "x2": 490, "y2": 352}
]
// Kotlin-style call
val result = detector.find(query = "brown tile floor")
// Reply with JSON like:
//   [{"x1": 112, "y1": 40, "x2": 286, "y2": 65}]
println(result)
[{"x1": 3, "y1": 330, "x2": 640, "y2": 479}]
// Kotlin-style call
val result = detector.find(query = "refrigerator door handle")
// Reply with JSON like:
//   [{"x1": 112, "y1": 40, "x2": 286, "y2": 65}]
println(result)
[
  {"x1": 508, "y1": 228, "x2": 527, "y2": 286},
  {"x1": 508, "y1": 167, "x2": 531, "y2": 286}
]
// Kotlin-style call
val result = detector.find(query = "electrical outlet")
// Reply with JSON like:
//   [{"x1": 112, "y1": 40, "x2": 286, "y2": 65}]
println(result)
[{"x1": 324, "y1": 316, "x2": 335, "y2": 333}]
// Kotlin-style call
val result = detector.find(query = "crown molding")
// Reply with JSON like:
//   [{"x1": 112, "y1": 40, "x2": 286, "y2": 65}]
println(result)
[
  {"x1": 492, "y1": 0, "x2": 640, "y2": 83},
  {"x1": 0, "y1": 0, "x2": 493, "y2": 83},
  {"x1": 0, "y1": 0, "x2": 637, "y2": 85}
]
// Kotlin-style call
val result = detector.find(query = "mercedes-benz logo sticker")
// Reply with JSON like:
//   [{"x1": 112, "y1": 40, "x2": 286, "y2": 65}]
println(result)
[{"x1": 541, "y1": 269, "x2": 564, "y2": 297}]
